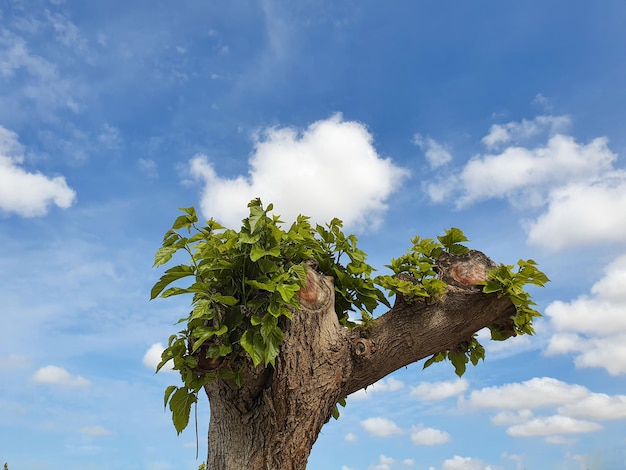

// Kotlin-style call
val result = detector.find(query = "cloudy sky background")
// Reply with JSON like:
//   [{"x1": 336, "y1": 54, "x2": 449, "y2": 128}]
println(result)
[{"x1": 1, "y1": 1, "x2": 626, "y2": 469}]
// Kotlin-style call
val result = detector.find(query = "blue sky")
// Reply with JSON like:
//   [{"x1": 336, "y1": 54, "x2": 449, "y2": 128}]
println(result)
[{"x1": 1, "y1": 1, "x2": 626, "y2": 469}]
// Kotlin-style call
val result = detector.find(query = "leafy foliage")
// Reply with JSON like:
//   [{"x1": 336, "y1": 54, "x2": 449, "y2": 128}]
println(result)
[
  {"x1": 151, "y1": 199, "x2": 387, "y2": 432},
  {"x1": 151, "y1": 201, "x2": 548, "y2": 432},
  {"x1": 479, "y1": 259, "x2": 550, "y2": 339},
  {"x1": 374, "y1": 228, "x2": 469, "y2": 301},
  {"x1": 373, "y1": 228, "x2": 548, "y2": 378}
]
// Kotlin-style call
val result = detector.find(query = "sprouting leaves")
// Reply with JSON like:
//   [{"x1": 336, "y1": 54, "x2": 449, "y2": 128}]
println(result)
[
  {"x1": 478, "y1": 259, "x2": 550, "y2": 338},
  {"x1": 151, "y1": 199, "x2": 388, "y2": 432},
  {"x1": 374, "y1": 227, "x2": 469, "y2": 302}
]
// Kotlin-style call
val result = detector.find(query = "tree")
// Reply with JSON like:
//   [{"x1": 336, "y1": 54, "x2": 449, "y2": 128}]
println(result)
[{"x1": 151, "y1": 199, "x2": 548, "y2": 470}]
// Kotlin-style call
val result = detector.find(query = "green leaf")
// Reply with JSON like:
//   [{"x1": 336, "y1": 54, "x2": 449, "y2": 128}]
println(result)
[
  {"x1": 276, "y1": 282, "x2": 300, "y2": 303},
  {"x1": 423, "y1": 351, "x2": 447, "y2": 369},
  {"x1": 191, "y1": 325, "x2": 229, "y2": 353},
  {"x1": 150, "y1": 264, "x2": 195, "y2": 299},
  {"x1": 163, "y1": 385, "x2": 177, "y2": 409},
  {"x1": 161, "y1": 287, "x2": 193, "y2": 298},
  {"x1": 169, "y1": 387, "x2": 197, "y2": 434},
  {"x1": 240, "y1": 330, "x2": 264, "y2": 367},
  {"x1": 250, "y1": 244, "x2": 281, "y2": 262},
  {"x1": 448, "y1": 351, "x2": 468, "y2": 377},
  {"x1": 153, "y1": 245, "x2": 179, "y2": 268},
  {"x1": 437, "y1": 227, "x2": 469, "y2": 254}
]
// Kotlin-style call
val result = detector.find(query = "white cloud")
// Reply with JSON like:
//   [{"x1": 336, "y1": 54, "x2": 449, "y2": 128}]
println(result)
[
  {"x1": 545, "y1": 435, "x2": 576, "y2": 445},
  {"x1": 410, "y1": 378, "x2": 468, "y2": 401},
  {"x1": 481, "y1": 115, "x2": 570, "y2": 149},
  {"x1": 414, "y1": 133, "x2": 452, "y2": 168},
  {"x1": 410, "y1": 425, "x2": 451, "y2": 445},
  {"x1": 0, "y1": 126, "x2": 76, "y2": 217},
  {"x1": 368, "y1": 455, "x2": 394, "y2": 470},
  {"x1": 558, "y1": 393, "x2": 626, "y2": 421},
  {"x1": 44, "y1": 10, "x2": 89, "y2": 57},
  {"x1": 0, "y1": 353, "x2": 30, "y2": 370},
  {"x1": 424, "y1": 115, "x2": 626, "y2": 251},
  {"x1": 350, "y1": 377, "x2": 404, "y2": 400},
  {"x1": 344, "y1": 432, "x2": 357, "y2": 442},
  {"x1": 360, "y1": 417, "x2": 404, "y2": 437},
  {"x1": 441, "y1": 456, "x2": 501, "y2": 470},
  {"x1": 341, "y1": 467, "x2": 354, "y2": 470},
  {"x1": 491, "y1": 410, "x2": 534, "y2": 426},
  {"x1": 402, "y1": 459, "x2": 415, "y2": 466},
  {"x1": 189, "y1": 114, "x2": 408, "y2": 229},
  {"x1": 0, "y1": 29, "x2": 82, "y2": 117},
  {"x1": 80, "y1": 425, "x2": 112, "y2": 436},
  {"x1": 458, "y1": 134, "x2": 615, "y2": 207},
  {"x1": 467, "y1": 377, "x2": 588, "y2": 410},
  {"x1": 143, "y1": 343, "x2": 174, "y2": 373},
  {"x1": 98, "y1": 123, "x2": 122, "y2": 150},
  {"x1": 545, "y1": 255, "x2": 626, "y2": 375},
  {"x1": 139, "y1": 158, "x2": 158, "y2": 180},
  {"x1": 527, "y1": 174, "x2": 626, "y2": 250},
  {"x1": 32, "y1": 365, "x2": 90, "y2": 387},
  {"x1": 506, "y1": 415, "x2": 602, "y2": 437}
]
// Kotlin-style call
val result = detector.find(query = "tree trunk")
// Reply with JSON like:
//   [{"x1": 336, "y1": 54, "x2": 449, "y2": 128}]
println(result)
[{"x1": 203, "y1": 251, "x2": 517, "y2": 469}]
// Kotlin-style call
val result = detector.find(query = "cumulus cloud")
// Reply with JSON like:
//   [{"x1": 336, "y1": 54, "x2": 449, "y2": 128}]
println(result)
[
  {"x1": 423, "y1": 114, "x2": 626, "y2": 251},
  {"x1": 457, "y1": 134, "x2": 615, "y2": 207},
  {"x1": 490, "y1": 410, "x2": 534, "y2": 426},
  {"x1": 360, "y1": 417, "x2": 404, "y2": 437},
  {"x1": 558, "y1": 393, "x2": 626, "y2": 421},
  {"x1": 413, "y1": 133, "x2": 452, "y2": 168},
  {"x1": 410, "y1": 425, "x2": 451, "y2": 445},
  {"x1": 467, "y1": 377, "x2": 588, "y2": 410},
  {"x1": 410, "y1": 378, "x2": 468, "y2": 401},
  {"x1": 32, "y1": 365, "x2": 90, "y2": 387},
  {"x1": 143, "y1": 342, "x2": 174, "y2": 372},
  {"x1": 189, "y1": 114, "x2": 409, "y2": 229},
  {"x1": 344, "y1": 432, "x2": 357, "y2": 442},
  {"x1": 545, "y1": 254, "x2": 626, "y2": 375},
  {"x1": 0, "y1": 126, "x2": 76, "y2": 217},
  {"x1": 350, "y1": 377, "x2": 404, "y2": 400},
  {"x1": 441, "y1": 455, "x2": 501, "y2": 470},
  {"x1": 526, "y1": 174, "x2": 626, "y2": 250},
  {"x1": 506, "y1": 415, "x2": 602, "y2": 437},
  {"x1": 368, "y1": 455, "x2": 394, "y2": 470},
  {"x1": 467, "y1": 376, "x2": 626, "y2": 441}
]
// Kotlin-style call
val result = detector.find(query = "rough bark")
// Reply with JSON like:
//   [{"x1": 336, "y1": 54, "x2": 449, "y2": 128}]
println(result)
[{"x1": 203, "y1": 250, "x2": 517, "y2": 470}]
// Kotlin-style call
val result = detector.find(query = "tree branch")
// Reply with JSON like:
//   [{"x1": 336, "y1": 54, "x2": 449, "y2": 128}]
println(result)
[{"x1": 344, "y1": 250, "x2": 517, "y2": 396}]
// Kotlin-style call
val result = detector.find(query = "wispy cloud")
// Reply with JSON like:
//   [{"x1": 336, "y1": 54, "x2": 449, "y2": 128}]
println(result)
[
  {"x1": 80, "y1": 425, "x2": 113, "y2": 436},
  {"x1": 413, "y1": 133, "x2": 453, "y2": 168}
]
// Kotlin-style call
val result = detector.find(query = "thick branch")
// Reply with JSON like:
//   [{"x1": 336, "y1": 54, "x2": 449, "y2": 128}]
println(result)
[{"x1": 345, "y1": 250, "x2": 517, "y2": 396}]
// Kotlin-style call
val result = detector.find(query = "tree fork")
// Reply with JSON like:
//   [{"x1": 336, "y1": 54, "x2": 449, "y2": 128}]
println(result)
[{"x1": 203, "y1": 250, "x2": 517, "y2": 469}]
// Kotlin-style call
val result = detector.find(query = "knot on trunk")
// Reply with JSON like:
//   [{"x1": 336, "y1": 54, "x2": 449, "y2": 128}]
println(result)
[
  {"x1": 297, "y1": 266, "x2": 334, "y2": 311},
  {"x1": 437, "y1": 250, "x2": 496, "y2": 288},
  {"x1": 352, "y1": 338, "x2": 374, "y2": 359}
]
